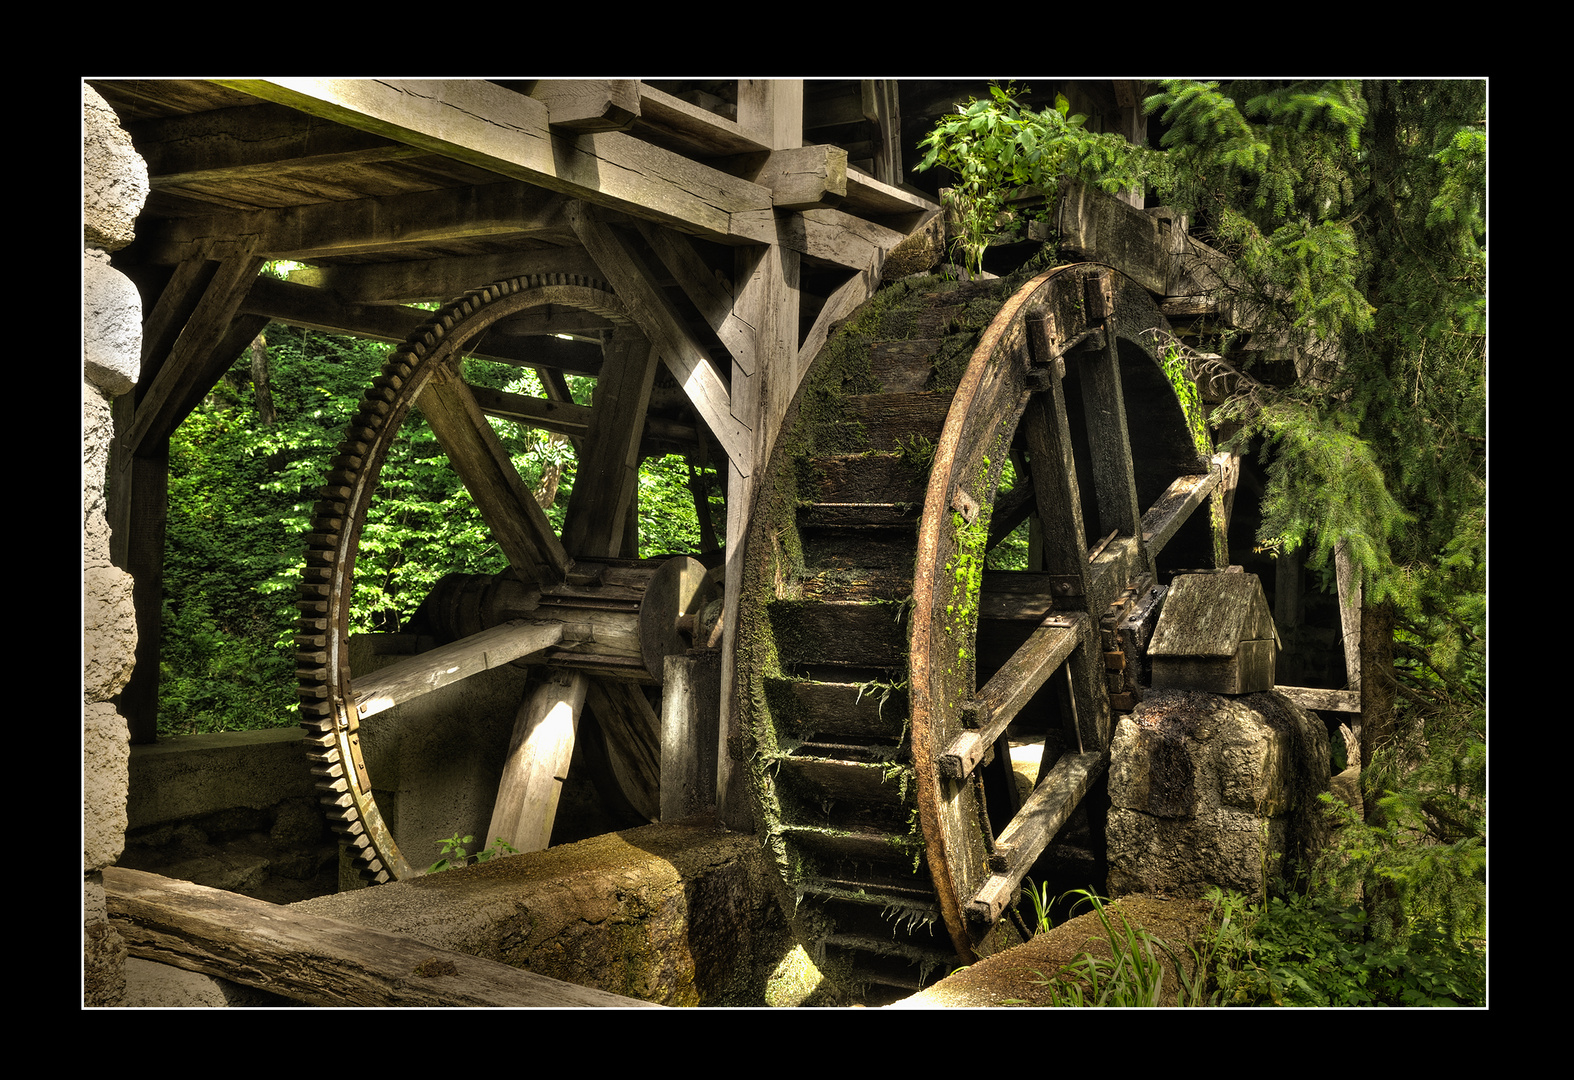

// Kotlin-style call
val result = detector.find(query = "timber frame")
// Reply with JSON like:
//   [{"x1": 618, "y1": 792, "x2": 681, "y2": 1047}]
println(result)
[{"x1": 93, "y1": 78, "x2": 978, "y2": 830}]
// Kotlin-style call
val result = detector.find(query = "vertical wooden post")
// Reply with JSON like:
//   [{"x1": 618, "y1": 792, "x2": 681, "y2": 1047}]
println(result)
[{"x1": 718, "y1": 80, "x2": 803, "y2": 829}]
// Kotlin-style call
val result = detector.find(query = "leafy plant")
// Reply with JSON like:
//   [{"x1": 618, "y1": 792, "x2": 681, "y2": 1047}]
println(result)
[
  {"x1": 427, "y1": 834, "x2": 520, "y2": 874},
  {"x1": 915, "y1": 83, "x2": 1149, "y2": 276}
]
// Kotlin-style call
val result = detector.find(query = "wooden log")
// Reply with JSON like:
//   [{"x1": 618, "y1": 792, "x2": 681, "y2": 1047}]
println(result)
[
  {"x1": 488, "y1": 670, "x2": 590, "y2": 853},
  {"x1": 104, "y1": 866, "x2": 654, "y2": 1007},
  {"x1": 1276, "y1": 685, "x2": 1361, "y2": 713},
  {"x1": 1075, "y1": 320, "x2": 1141, "y2": 540},
  {"x1": 350, "y1": 619, "x2": 564, "y2": 719}
]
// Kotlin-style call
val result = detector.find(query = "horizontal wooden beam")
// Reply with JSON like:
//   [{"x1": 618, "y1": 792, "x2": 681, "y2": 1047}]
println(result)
[
  {"x1": 104, "y1": 866, "x2": 655, "y2": 1007},
  {"x1": 216, "y1": 79, "x2": 775, "y2": 245},
  {"x1": 1140, "y1": 468, "x2": 1221, "y2": 556},
  {"x1": 127, "y1": 101, "x2": 425, "y2": 187},
  {"x1": 287, "y1": 248, "x2": 603, "y2": 305},
  {"x1": 144, "y1": 180, "x2": 573, "y2": 264}
]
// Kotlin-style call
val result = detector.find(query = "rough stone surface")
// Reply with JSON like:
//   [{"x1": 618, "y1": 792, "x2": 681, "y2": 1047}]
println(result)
[
  {"x1": 290, "y1": 821, "x2": 804, "y2": 1007},
  {"x1": 84, "y1": 876, "x2": 127, "y2": 1007},
  {"x1": 84, "y1": 557, "x2": 136, "y2": 702},
  {"x1": 82, "y1": 83, "x2": 148, "y2": 252},
  {"x1": 1106, "y1": 689, "x2": 1329, "y2": 899},
  {"x1": 84, "y1": 701, "x2": 129, "y2": 872},
  {"x1": 83, "y1": 251, "x2": 142, "y2": 395},
  {"x1": 122, "y1": 958, "x2": 300, "y2": 1007}
]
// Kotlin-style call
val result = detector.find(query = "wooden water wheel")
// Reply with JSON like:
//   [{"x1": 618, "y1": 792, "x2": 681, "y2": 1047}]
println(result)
[
  {"x1": 296, "y1": 273, "x2": 718, "y2": 883},
  {"x1": 735, "y1": 262, "x2": 1225, "y2": 995}
]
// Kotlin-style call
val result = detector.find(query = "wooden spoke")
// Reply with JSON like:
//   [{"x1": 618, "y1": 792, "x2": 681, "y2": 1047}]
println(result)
[{"x1": 419, "y1": 364, "x2": 573, "y2": 584}]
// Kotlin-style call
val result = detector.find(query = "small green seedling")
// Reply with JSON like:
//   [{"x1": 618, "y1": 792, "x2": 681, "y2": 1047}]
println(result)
[{"x1": 428, "y1": 834, "x2": 521, "y2": 874}]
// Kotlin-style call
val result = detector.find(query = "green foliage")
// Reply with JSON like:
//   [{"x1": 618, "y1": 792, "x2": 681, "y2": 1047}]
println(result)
[
  {"x1": 427, "y1": 833, "x2": 520, "y2": 874},
  {"x1": 915, "y1": 83, "x2": 1150, "y2": 275},
  {"x1": 1208, "y1": 889, "x2": 1484, "y2": 1006}
]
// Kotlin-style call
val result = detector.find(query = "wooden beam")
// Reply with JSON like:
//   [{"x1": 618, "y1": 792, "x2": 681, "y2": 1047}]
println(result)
[
  {"x1": 567, "y1": 203, "x2": 750, "y2": 474},
  {"x1": 1277, "y1": 685, "x2": 1362, "y2": 713},
  {"x1": 286, "y1": 248, "x2": 603, "y2": 305},
  {"x1": 945, "y1": 615, "x2": 1085, "y2": 778},
  {"x1": 487, "y1": 670, "x2": 590, "y2": 852},
  {"x1": 127, "y1": 101, "x2": 424, "y2": 187},
  {"x1": 528, "y1": 79, "x2": 641, "y2": 132},
  {"x1": 586, "y1": 679, "x2": 662, "y2": 823},
  {"x1": 660, "y1": 652, "x2": 720, "y2": 822},
  {"x1": 635, "y1": 221, "x2": 755, "y2": 374},
  {"x1": 561, "y1": 330, "x2": 659, "y2": 558},
  {"x1": 104, "y1": 866, "x2": 653, "y2": 1007},
  {"x1": 350, "y1": 620, "x2": 564, "y2": 719},
  {"x1": 144, "y1": 181, "x2": 573, "y2": 264},
  {"x1": 755, "y1": 144, "x2": 847, "y2": 210},
  {"x1": 216, "y1": 79, "x2": 775, "y2": 245},
  {"x1": 418, "y1": 364, "x2": 573, "y2": 583}
]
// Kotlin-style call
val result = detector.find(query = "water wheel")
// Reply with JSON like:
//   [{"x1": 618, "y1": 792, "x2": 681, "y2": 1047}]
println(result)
[
  {"x1": 735, "y1": 262, "x2": 1224, "y2": 995},
  {"x1": 296, "y1": 274, "x2": 717, "y2": 883}
]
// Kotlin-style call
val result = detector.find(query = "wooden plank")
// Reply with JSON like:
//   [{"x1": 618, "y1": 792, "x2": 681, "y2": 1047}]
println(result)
[
  {"x1": 418, "y1": 364, "x2": 573, "y2": 583},
  {"x1": 1075, "y1": 311, "x2": 1142, "y2": 540},
  {"x1": 943, "y1": 614, "x2": 1084, "y2": 779},
  {"x1": 488, "y1": 670, "x2": 591, "y2": 852},
  {"x1": 567, "y1": 202, "x2": 750, "y2": 474},
  {"x1": 965, "y1": 751, "x2": 1106, "y2": 923},
  {"x1": 123, "y1": 244, "x2": 264, "y2": 454},
  {"x1": 104, "y1": 866, "x2": 654, "y2": 1007},
  {"x1": 1140, "y1": 470, "x2": 1221, "y2": 556},
  {"x1": 127, "y1": 101, "x2": 424, "y2": 186},
  {"x1": 797, "y1": 257, "x2": 883, "y2": 387},
  {"x1": 788, "y1": 207, "x2": 907, "y2": 270},
  {"x1": 636, "y1": 220, "x2": 756, "y2": 374},
  {"x1": 350, "y1": 620, "x2": 564, "y2": 719},
  {"x1": 286, "y1": 248, "x2": 604, "y2": 305},
  {"x1": 217, "y1": 79, "x2": 775, "y2": 244}
]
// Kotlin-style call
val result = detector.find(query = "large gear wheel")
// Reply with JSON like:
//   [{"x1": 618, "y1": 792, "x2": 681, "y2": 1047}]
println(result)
[
  {"x1": 296, "y1": 274, "x2": 707, "y2": 884},
  {"x1": 736, "y1": 263, "x2": 1224, "y2": 997}
]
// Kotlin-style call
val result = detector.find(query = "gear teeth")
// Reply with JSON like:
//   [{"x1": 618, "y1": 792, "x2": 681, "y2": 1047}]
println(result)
[{"x1": 297, "y1": 273, "x2": 629, "y2": 886}]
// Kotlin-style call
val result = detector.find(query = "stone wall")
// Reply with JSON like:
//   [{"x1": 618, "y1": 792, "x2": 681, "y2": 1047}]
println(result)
[{"x1": 83, "y1": 82, "x2": 149, "y2": 1007}]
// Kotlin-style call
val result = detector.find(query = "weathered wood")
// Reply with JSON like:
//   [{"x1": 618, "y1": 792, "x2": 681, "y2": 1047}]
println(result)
[
  {"x1": 1335, "y1": 539, "x2": 1362, "y2": 693},
  {"x1": 1140, "y1": 470, "x2": 1221, "y2": 556},
  {"x1": 756, "y1": 144, "x2": 847, "y2": 210},
  {"x1": 217, "y1": 79, "x2": 775, "y2": 245},
  {"x1": 488, "y1": 670, "x2": 591, "y2": 853},
  {"x1": 841, "y1": 391, "x2": 955, "y2": 450},
  {"x1": 147, "y1": 181, "x2": 574, "y2": 264},
  {"x1": 418, "y1": 364, "x2": 573, "y2": 584},
  {"x1": 104, "y1": 866, "x2": 653, "y2": 1007},
  {"x1": 586, "y1": 678, "x2": 661, "y2": 823},
  {"x1": 1075, "y1": 315, "x2": 1142, "y2": 541},
  {"x1": 1277, "y1": 685, "x2": 1361, "y2": 713},
  {"x1": 123, "y1": 244, "x2": 264, "y2": 454},
  {"x1": 567, "y1": 203, "x2": 750, "y2": 474},
  {"x1": 561, "y1": 330, "x2": 659, "y2": 558},
  {"x1": 350, "y1": 620, "x2": 564, "y2": 719},
  {"x1": 766, "y1": 600, "x2": 909, "y2": 668},
  {"x1": 944, "y1": 614, "x2": 1084, "y2": 779},
  {"x1": 636, "y1": 221, "x2": 756, "y2": 374},
  {"x1": 966, "y1": 751, "x2": 1106, "y2": 923},
  {"x1": 287, "y1": 248, "x2": 604, "y2": 306},
  {"x1": 530, "y1": 79, "x2": 641, "y2": 132},
  {"x1": 128, "y1": 100, "x2": 425, "y2": 187}
]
